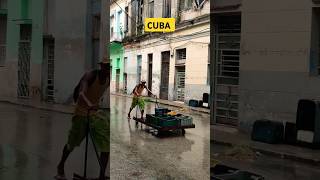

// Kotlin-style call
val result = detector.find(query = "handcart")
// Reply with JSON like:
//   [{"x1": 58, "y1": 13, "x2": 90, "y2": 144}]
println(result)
[{"x1": 132, "y1": 97, "x2": 195, "y2": 136}]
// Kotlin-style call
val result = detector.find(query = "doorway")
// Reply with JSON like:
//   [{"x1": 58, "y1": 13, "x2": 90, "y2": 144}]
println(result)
[
  {"x1": 116, "y1": 69, "x2": 120, "y2": 92},
  {"x1": 175, "y1": 66, "x2": 185, "y2": 102},
  {"x1": 160, "y1": 51, "x2": 170, "y2": 100}
]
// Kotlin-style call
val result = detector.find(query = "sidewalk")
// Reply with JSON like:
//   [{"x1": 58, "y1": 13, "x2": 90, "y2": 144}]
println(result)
[
  {"x1": 212, "y1": 125, "x2": 320, "y2": 166},
  {"x1": 111, "y1": 92, "x2": 210, "y2": 114}
]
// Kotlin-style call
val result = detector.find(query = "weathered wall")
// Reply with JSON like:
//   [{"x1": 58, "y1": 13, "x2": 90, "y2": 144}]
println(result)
[
  {"x1": 0, "y1": 0, "x2": 44, "y2": 99},
  {"x1": 46, "y1": 0, "x2": 88, "y2": 103},
  {"x1": 239, "y1": 0, "x2": 317, "y2": 131}
]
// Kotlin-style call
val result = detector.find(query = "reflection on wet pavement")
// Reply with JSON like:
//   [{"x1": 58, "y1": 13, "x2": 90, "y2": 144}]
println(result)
[
  {"x1": 110, "y1": 95, "x2": 210, "y2": 179},
  {"x1": 0, "y1": 103, "x2": 102, "y2": 180}
]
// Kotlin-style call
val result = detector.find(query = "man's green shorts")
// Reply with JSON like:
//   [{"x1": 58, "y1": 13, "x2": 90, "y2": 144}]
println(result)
[
  {"x1": 131, "y1": 96, "x2": 145, "y2": 110},
  {"x1": 67, "y1": 111, "x2": 109, "y2": 152}
]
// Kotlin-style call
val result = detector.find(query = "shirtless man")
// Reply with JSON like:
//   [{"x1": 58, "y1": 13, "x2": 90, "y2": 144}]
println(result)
[{"x1": 127, "y1": 80, "x2": 155, "y2": 119}]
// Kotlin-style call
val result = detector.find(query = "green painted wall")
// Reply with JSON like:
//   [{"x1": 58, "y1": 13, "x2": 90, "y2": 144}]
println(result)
[
  {"x1": 110, "y1": 42, "x2": 124, "y2": 83},
  {"x1": 6, "y1": 0, "x2": 43, "y2": 64}
]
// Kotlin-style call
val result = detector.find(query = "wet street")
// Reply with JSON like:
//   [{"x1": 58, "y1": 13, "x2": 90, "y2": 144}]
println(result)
[
  {"x1": 110, "y1": 95, "x2": 210, "y2": 179},
  {"x1": 0, "y1": 102, "x2": 104, "y2": 180},
  {"x1": 0, "y1": 95, "x2": 210, "y2": 180},
  {"x1": 211, "y1": 143, "x2": 320, "y2": 180}
]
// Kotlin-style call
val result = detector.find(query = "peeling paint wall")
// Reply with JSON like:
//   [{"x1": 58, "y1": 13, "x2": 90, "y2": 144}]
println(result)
[{"x1": 239, "y1": 0, "x2": 316, "y2": 131}]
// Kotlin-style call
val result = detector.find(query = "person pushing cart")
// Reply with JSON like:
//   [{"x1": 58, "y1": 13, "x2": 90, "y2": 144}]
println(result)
[{"x1": 127, "y1": 80, "x2": 156, "y2": 120}]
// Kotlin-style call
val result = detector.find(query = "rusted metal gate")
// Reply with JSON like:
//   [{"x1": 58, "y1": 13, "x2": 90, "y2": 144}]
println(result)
[
  {"x1": 18, "y1": 24, "x2": 32, "y2": 98},
  {"x1": 213, "y1": 16, "x2": 241, "y2": 126}
]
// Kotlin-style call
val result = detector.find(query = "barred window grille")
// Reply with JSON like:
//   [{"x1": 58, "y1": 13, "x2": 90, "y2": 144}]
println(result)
[{"x1": 176, "y1": 48, "x2": 186, "y2": 60}]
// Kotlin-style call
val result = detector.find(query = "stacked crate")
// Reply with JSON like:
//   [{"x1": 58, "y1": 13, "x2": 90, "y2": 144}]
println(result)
[{"x1": 176, "y1": 115, "x2": 193, "y2": 126}]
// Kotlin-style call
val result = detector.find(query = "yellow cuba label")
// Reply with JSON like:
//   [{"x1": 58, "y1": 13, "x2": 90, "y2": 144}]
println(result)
[{"x1": 144, "y1": 18, "x2": 176, "y2": 32}]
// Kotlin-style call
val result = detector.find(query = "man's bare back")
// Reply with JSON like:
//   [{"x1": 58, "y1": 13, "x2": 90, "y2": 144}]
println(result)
[{"x1": 134, "y1": 84, "x2": 146, "y2": 96}]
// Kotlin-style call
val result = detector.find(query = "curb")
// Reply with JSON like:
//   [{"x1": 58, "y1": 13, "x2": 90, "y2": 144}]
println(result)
[
  {"x1": 212, "y1": 140, "x2": 320, "y2": 166},
  {"x1": 111, "y1": 93, "x2": 210, "y2": 114}
]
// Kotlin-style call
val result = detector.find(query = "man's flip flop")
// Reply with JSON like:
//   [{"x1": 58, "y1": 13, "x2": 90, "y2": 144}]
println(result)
[{"x1": 54, "y1": 174, "x2": 68, "y2": 180}]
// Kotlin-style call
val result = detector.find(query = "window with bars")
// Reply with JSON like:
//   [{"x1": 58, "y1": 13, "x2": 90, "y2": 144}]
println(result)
[
  {"x1": 163, "y1": 0, "x2": 171, "y2": 18},
  {"x1": 148, "y1": 0, "x2": 154, "y2": 18},
  {"x1": 176, "y1": 48, "x2": 186, "y2": 60}
]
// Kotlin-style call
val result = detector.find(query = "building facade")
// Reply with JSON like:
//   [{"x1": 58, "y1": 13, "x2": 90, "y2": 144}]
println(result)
[
  {"x1": 110, "y1": 0, "x2": 126, "y2": 93},
  {"x1": 0, "y1": 0, "x2": 108, "y2": 104},
  {"x1": 0, "y1": 0, "x2": 44, "y2": 99},
  {"x1": 117, "y1": 0, "x2": 210, "y2": 104},
  {"x1": 210, "y1": 0, "x2": 320, "y2": 132}
]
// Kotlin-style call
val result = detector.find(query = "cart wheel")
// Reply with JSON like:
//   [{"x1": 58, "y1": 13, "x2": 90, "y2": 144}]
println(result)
[{"x1": 182, "y1": 129, "x2": 186, "y2": 135}]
